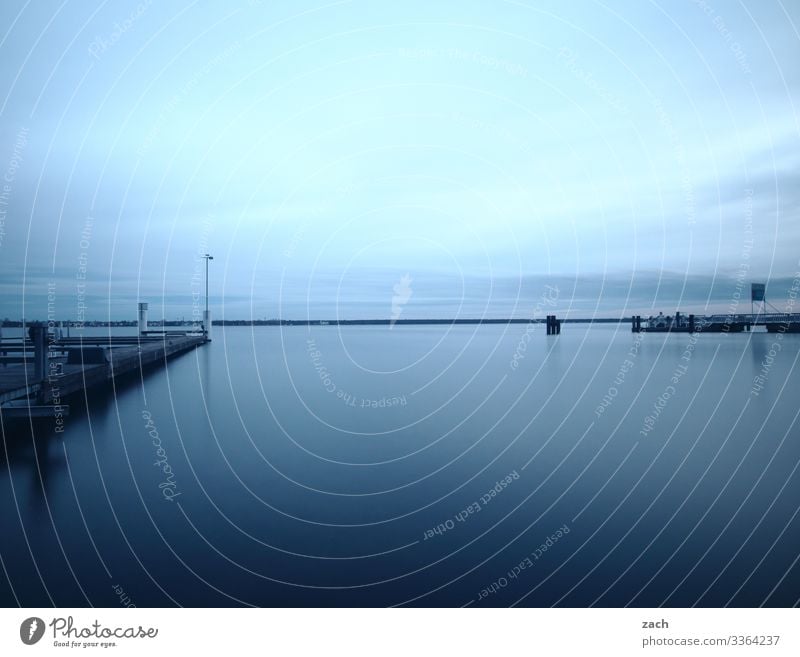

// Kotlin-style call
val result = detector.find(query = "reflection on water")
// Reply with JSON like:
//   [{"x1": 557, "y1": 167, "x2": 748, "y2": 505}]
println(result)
[{"x1": 1, "y1": 325, "x2": 798, "y2": 607}]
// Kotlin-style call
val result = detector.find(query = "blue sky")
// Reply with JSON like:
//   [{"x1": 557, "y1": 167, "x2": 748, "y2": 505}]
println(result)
[{"x1": 0, "y1": 0, "x2": 798, "y2": 319}]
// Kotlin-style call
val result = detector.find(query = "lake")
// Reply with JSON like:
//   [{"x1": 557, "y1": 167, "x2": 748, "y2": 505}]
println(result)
[{"x1": 1, "y1": 324, "x2": 798, "y2": 607}]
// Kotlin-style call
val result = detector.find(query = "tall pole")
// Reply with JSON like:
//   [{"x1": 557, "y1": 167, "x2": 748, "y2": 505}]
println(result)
[{"x1": 202, "y1": 254, "x2": 213, "y2": 340}]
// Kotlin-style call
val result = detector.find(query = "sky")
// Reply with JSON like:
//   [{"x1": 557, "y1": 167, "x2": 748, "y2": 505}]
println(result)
[{"x1": 0, "y1": 0, "x2": 798, "y2": 320}]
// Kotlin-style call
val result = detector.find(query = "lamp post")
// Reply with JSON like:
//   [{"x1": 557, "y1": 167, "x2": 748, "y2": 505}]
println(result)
[{"x1": 202, "y1": 254, "x2": 213, "y2": 340}]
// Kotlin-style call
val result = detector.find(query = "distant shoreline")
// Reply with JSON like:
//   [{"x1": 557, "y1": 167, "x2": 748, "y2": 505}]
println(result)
[
  {"x1": 211, "y1": 318, "x2": 625, "y2": 326},
  {"x1": 1, "y1": 318, "x2": 626, "y2": 327}
]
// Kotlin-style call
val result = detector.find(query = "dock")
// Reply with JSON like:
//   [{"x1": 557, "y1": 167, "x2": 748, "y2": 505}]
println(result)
[
  {"x1": 630, "y1": 312, "x2": 800, "y2": 333},
  {"x1": 0, "y1": 333, "x2": 206, "y2": 418},
  {"x1": 0, "y1": 303, "x2": 209, "y2": 420}
]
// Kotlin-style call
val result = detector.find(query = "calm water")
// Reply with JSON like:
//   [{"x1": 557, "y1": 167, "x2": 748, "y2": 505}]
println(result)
[{"x1": 1, "y1": 324, "x2": 798, "y2": 607}]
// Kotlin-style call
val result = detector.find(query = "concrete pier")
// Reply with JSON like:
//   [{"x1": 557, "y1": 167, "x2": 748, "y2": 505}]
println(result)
[
  {"x1": 0, "y1": 333, "x2": 206, "y2": 417},
  {"x1": 0, "y1": 308, "x2": 207, "y2": 419}
]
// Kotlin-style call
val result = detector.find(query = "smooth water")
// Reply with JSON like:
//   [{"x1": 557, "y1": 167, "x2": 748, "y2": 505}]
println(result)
[{"x1": 1, "y1": 324, "x2": 798, "y2": 607}]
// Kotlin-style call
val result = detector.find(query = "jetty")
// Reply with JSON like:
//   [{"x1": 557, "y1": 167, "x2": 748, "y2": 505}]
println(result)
[
  {"x1": 0, "y1": 303, "x2": 209, "y2": 420},
  {"x1": 630, "y1": 311, "x2": 800, "y2": 333}
]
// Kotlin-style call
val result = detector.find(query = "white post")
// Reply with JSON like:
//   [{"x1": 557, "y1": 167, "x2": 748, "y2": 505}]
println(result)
[{"x1": 138, "y1": 302, "x2": 148, "y2": 336}]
